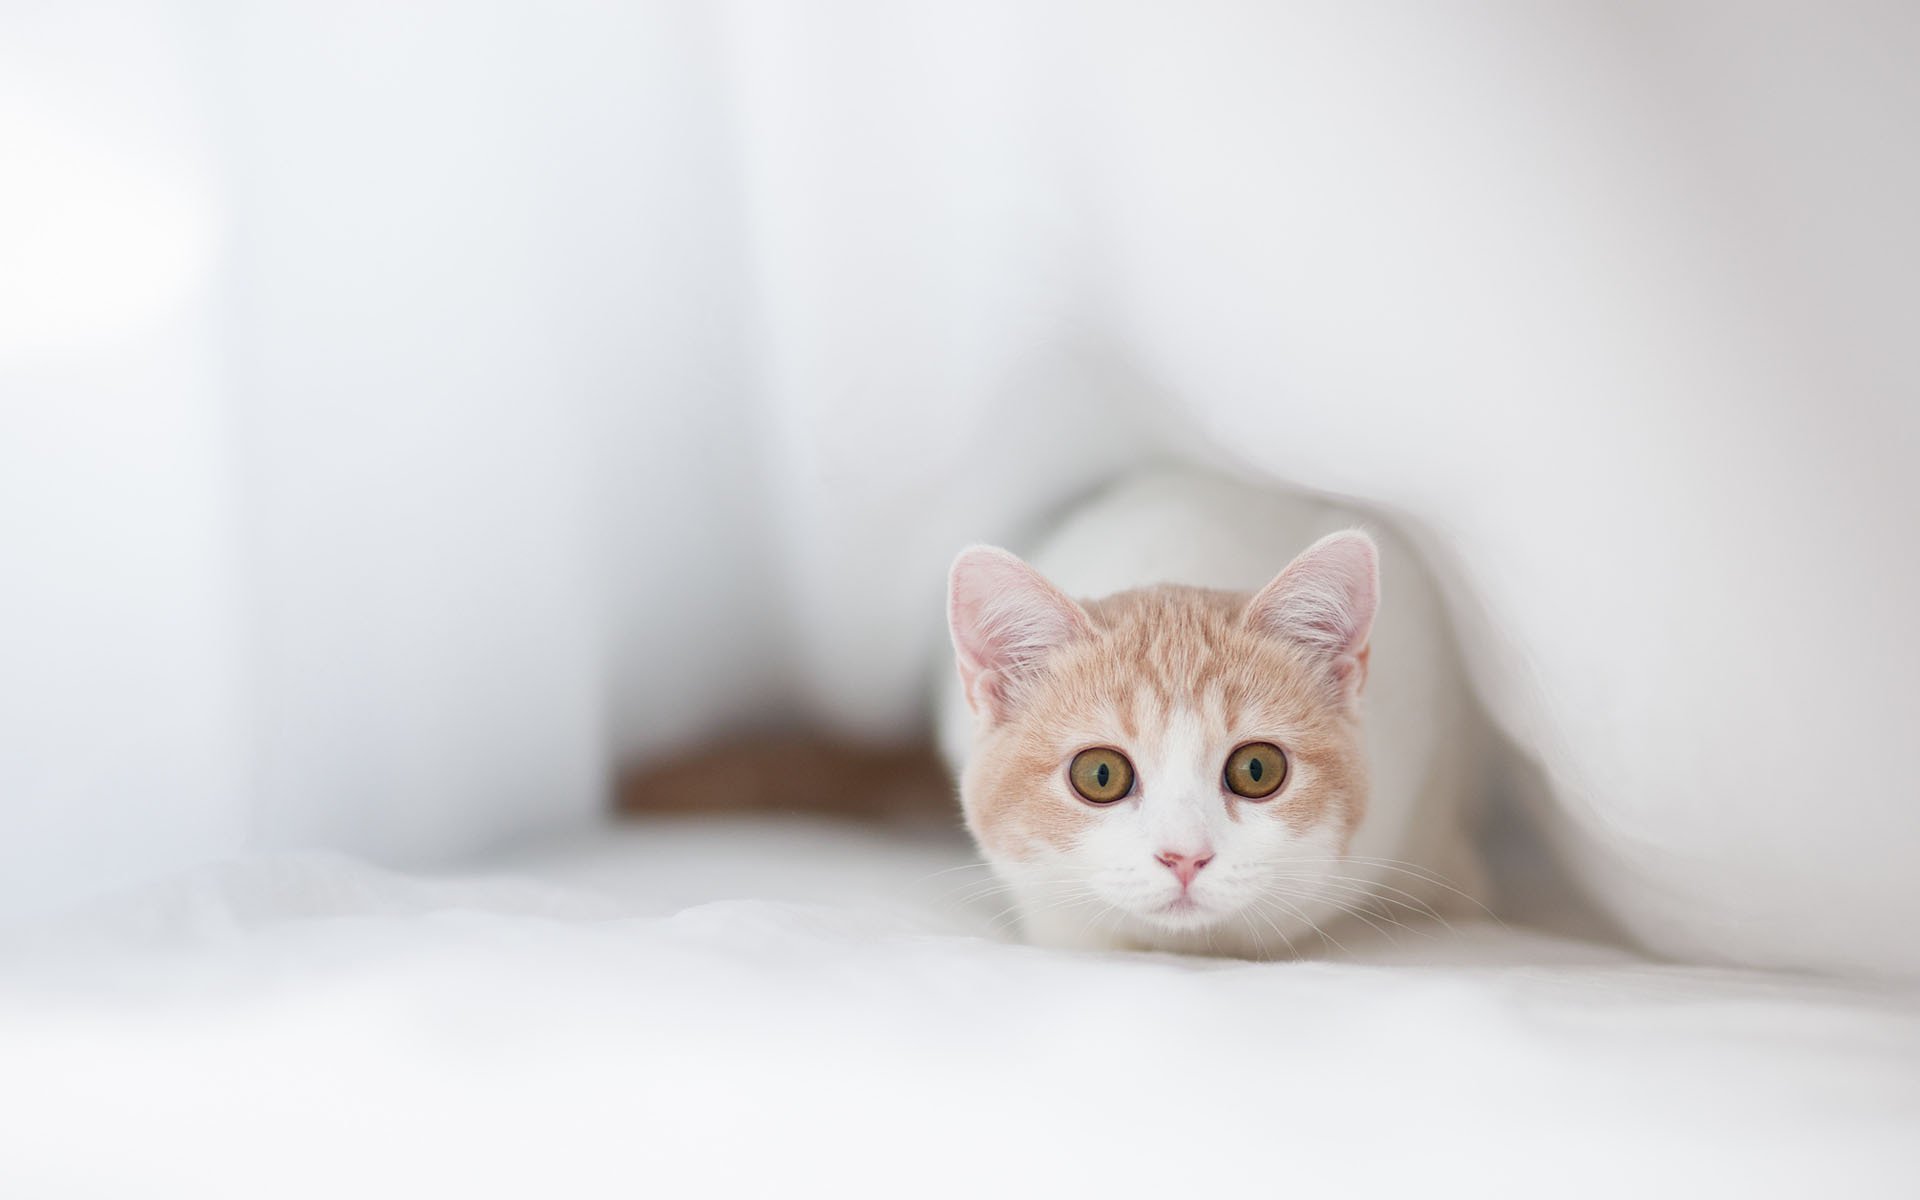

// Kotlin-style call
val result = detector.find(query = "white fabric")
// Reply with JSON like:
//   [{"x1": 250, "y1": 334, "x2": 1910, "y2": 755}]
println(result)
[
  {"x1": 3, "y1": 3, "x2": 1917, "y2": 976},
  {"x1": 3, "y1": 820, "x2": 1916, "y2": 1198}
]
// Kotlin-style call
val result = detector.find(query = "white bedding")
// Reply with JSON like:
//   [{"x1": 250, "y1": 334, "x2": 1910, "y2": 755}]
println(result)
[{"x1": 6, "y1": 819, "x2": 1915, "y2": 1199}]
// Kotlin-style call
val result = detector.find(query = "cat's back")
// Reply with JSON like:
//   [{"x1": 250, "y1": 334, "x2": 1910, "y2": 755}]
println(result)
[{"x1": 1021, "y1": 468, "x2": 1386, "y2": 600}]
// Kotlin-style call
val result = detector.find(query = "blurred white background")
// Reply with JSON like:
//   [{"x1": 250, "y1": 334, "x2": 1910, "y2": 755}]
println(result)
[{"x1": 3, "y1": 0, "x2": 1917, "y2": 978}]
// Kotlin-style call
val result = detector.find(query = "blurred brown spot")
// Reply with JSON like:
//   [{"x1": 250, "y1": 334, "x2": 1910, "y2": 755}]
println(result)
[{"x1": 616, "y1": 734, "x2": 956, "y2": 826}]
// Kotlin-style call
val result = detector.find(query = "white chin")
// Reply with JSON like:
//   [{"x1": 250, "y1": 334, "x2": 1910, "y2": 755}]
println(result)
[{"x1": 1139, "y1": 898, "x2": 1230, "y2": 931}]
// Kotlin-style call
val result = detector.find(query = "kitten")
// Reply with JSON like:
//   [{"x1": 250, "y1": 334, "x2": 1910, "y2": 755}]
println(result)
[{"x1": 938, "y1": 469, "x2": 1484, "y2": 957}]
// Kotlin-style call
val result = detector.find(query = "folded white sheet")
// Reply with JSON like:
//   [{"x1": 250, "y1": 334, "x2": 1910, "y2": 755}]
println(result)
[{"x1": 4, "y1": 819, "x2": 1915, "y2": 1198}]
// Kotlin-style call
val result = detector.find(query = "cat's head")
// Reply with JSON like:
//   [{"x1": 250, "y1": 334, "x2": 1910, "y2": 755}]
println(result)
[{"x1": 946, "y1": 531, "x2": 1377, "y2": 941}]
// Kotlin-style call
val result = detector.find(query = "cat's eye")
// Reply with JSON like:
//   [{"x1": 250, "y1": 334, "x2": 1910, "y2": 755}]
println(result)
[
  {"x1": 1223, "y1": 741, "x2": 1288, "y2": 800},
  {"x1": 1068, "y1": 747, "x2": 1134, "y2": 804}
]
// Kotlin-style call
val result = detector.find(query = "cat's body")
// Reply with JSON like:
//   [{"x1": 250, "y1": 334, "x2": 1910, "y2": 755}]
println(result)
[{"x1": 940, "y1": 468, "x2": 1486, "y2": 957}]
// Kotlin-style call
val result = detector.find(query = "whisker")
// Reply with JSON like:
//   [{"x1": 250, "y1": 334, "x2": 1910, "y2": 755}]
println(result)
[
  {"x1": 1266, "y1": 872, "x2": 1449, "y2": 924},
  {"x1": 1245, "y1": 901, "x2": 1303, "y2": 960},
  {"x1": 1279, "y1": 856, "x2": 1502, "y2": 923},
  {"x1": 1267, "y1": 870, "x2": 1468, "y2": 936},
  {"x1": 1266, "y1": 880, "x2": 1412, "y2": 944},
  {"x1": 911, "y1": 861, "x2": 1001, "y2": 883},
  {"x1": 1256, "y1": 893, "x2": 1351, "y2": 958},
  {"x1": 986, "y1": 885, "x2": 1104, "y2": 934}
]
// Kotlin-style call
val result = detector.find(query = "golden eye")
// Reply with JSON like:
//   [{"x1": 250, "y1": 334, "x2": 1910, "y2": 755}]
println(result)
[
  {"x1": 1068, "y1": 747, "x2": 1135, "y2": 804},
  {"x1": 1223, "y1": 741, "x2": 1288, "y2": 800}
]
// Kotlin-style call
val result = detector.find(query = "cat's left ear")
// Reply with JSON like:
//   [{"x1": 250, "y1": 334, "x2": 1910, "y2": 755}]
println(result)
[{"x1": 1242, "y1": 530, "x2": 1379, "y2": 699}]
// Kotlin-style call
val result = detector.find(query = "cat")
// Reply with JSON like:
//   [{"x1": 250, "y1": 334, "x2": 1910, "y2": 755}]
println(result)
[
  {"x1": 936, "y1": 468, "x2": 1486, "y2": 957},
  {"x1": 619, "y1": 466, "x2": 1487, "y2": 957}
]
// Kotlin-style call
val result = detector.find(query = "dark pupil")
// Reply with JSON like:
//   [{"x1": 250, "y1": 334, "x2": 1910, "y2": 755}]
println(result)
[
  {"x1": 1247, "y1": 757, "x2": 1264, "y2": 782},
  {"x1": 1095, "y1": 762, "x2": 1110, "y2": 787}
]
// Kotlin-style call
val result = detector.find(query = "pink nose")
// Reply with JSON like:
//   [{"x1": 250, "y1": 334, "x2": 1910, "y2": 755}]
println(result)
[{"x1": 1155, "y1": 850, "x2": 1214, "y2": 889}]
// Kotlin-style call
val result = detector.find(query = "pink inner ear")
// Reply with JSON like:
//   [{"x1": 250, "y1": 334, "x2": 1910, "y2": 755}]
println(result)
[
  {"x1": 1244, "y1": 530, "x2": 1379, "y2": 690},
  {"x1": 948, "y1": 546, "x2": 1091, "y2": 719}
]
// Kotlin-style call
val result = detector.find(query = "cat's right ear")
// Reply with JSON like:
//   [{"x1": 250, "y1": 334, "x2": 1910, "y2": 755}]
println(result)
[{"x1": 948, "y1": 546, "x2": 1092, "y2": 723}]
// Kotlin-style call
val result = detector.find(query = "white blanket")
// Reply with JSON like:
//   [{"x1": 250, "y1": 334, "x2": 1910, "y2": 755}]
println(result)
[{"x1": 6, "y1": 819, "x2": 1915, "y2": 1198}]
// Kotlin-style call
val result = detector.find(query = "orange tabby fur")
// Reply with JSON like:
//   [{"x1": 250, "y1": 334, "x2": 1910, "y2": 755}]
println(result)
[{"x1": 959, "y1": 584, "x2": 1368, "y2": 864}]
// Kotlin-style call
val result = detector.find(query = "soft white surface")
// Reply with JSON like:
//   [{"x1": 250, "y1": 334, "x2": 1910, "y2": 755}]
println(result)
[
  {"x1": 4, "y1": 4, "x2": 1918, "y2": 978},
  {"x1": 4, "y1": 821, "x2": 1915, "y2": 1198}
]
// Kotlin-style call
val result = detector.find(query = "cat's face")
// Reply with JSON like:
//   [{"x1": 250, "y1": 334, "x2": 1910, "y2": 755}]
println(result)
[{"x1": 948, "y1": 532, "x2": 1377, "y2": 947}]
